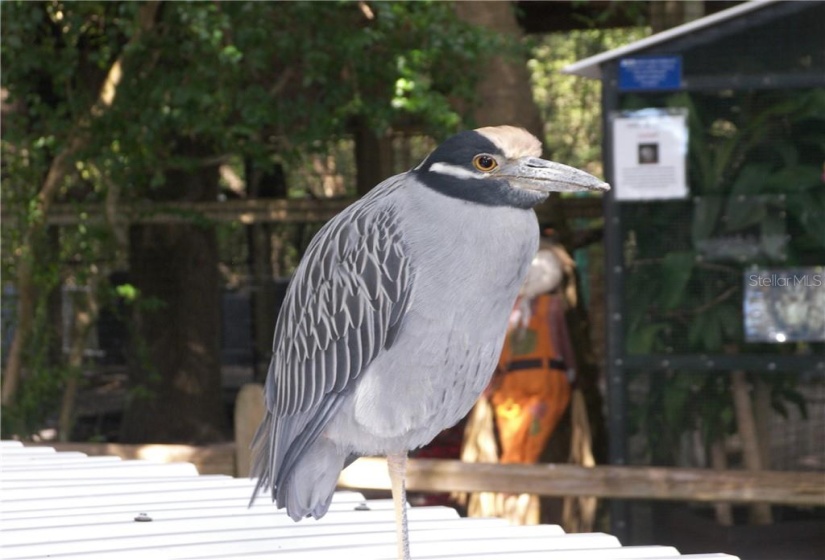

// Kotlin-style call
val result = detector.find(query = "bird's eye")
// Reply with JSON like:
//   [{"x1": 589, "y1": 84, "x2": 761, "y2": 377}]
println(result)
[{"x1": 473, "y1": 154, "x2": 498, "y2": 172}]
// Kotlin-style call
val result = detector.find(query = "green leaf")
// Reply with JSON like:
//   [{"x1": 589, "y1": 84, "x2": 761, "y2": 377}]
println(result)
[
  {"x1": 717, "y1": 303, "x2": 741, "y2": 340},
  {"x1": 660, "y1": 251, "x2": 695, "y2": 309},
  {"x1": 115, "y1": 283, "x2": 139, "y2": 302},
  {"x1": 691, "y1": 196, "x2": 723, "y2": 245},
  {"x1": 786, "y1": 192, "x2": 825, "y2": 247},
  {"x1": 701, "y1": 310, "x2": 723, "y2": 351},
  {"x1": 770, "y1": 141, "x2": 800, "y2": 168},
  {"x1": 729, "y1": 163, "x2": 772, "y2": 196},
  {"x1": 763, "y1": 165, "x2": 821, "y2": 192},
  {"x1": 663, "y1": 380, "x2": 690, "y2": 427},
  {"x1": 627, "y1": 322, "x2": 664, "y2": 354},
  {"x1": 723, "y1": 195, "x2": 767, "y2": 232}
]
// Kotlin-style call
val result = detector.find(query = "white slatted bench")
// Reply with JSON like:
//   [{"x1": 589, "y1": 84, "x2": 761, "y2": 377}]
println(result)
[{"x1": 0, "y1": 441, "x2": 739, "y2": 559}]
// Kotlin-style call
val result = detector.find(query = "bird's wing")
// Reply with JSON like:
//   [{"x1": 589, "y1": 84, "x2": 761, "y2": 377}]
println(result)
[
  {"x1": 270, "y1": 198, "x2": 412, "y2": 416},
  {"x1": 253, "y1": 185, "x2": 412, "y2": 496}
]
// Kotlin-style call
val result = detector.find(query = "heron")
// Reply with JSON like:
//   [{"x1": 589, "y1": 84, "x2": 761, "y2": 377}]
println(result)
[{"x1": 250, "y1": 125, "x2": 609, "y2": 559}]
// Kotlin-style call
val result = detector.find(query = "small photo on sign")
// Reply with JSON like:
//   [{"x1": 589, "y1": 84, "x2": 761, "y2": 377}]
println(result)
[
  {"x1": 744, "y1": 267, "x2": 825, "y2": 343},
  {"x1": 638, "y1": 143, "x2": 659, "y2": 165}
]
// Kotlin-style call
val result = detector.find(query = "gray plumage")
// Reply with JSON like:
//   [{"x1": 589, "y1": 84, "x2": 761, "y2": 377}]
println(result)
[{"x1": 250, "y1": 126, "x2": 608, "y2": 525}]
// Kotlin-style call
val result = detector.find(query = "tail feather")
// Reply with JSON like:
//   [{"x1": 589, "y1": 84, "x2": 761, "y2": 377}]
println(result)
[
  {"x1": 249, "y1": 410, "x2": 276, "y2": 506},
  {"x1": 278, "y1": 437, "x2": 346, "y2": 520},
  {"x1": 249, "y1": 410, "x2": 345, "y2": 520}
]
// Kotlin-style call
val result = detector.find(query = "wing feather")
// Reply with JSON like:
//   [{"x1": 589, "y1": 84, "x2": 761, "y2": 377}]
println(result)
[
  {"x1": 334, "y1": 340, "x2": 349, "y2": 390},
  {"x1": 252, "y1": 181, "x2": 413, "y2": 505},
  {"x1": 345, "y1": 328, "x2": 364, "y2": 391},
  {"x1": 323, "y1": 340, "x2": 337, "y2": 392}
]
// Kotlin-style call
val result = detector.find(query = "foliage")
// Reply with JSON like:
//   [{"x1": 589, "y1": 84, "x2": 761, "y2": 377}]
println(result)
[
  {"x1": 1, "y1": 1, "x2": 500, "y2": 435},
  {"x1": 1, "y1": 2, "x2": 499, "y2": 202},
  {"x1": 1, "y1": 286, "x2": 66, "y2": 439}
]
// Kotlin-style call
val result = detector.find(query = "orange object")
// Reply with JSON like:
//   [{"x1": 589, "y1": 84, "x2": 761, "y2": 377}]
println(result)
[{"x1": 491, "y1": 294, "x2": 572, "y2": 464}]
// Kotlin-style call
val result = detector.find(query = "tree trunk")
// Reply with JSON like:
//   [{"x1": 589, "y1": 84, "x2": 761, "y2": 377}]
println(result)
[
  {"x1": 120, "y1": 149, "x2": 227, "y2": 444},
  {"x1": 753, "y1": 377, "x2": 772, "y2": 469},
  {"x1": 354, "y1": 117, "x2": 394, "y2": 196},
  {"x1": 454, "y1": 1, "x2": 608, "y2": 528},
  {"x1": 453, "y1": 2, "x2": 543, "y2": 138},
  {"x1": 649, "y1": 1, "x2": 705, "y2": 33},
  {"x1": 730, "y1": 370, "x2": 773, "y2": 525}
]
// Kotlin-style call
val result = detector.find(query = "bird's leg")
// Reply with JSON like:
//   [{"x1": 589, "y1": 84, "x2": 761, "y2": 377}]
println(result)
[{"x1": 387, "y1": 451, "x2": 411, "y2": 560}]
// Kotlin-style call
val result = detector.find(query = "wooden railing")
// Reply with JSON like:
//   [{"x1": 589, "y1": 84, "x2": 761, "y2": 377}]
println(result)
[
  {"x1": 337, "y1": 457, "x2": 824, "y2": 507},
  {"x1": 27, "y1": 440, "x2": 824, "y2": 507},
  {"x1": 1, "y1": 196, "x2": 603, "y2": 226}
]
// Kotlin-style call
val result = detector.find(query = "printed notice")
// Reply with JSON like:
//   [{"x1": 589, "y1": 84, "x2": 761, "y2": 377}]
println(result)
[{"x1": 612, "y1": 108, "x2": 689, "y2": 201}]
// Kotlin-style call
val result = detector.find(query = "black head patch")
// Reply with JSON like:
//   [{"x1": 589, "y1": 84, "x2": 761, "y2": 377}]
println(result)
[
  {"x1": 412, "y1": 130, "x2": 548, "y2": 209},
  {"x1": 415, "y1": 131, "x2": 502, "y2": 173}
]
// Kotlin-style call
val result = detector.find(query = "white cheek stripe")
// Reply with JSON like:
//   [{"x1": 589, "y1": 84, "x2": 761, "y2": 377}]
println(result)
[{"x1": 429, "y1": 162, "x2": 486, "y2": 180}]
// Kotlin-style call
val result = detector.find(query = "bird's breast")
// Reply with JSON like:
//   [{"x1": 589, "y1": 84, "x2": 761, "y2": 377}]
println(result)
[{"x1": 327, "y1": 189, "x2": 539, "y2": 454}]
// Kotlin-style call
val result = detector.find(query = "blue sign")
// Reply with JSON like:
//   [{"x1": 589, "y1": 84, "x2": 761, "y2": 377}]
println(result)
[{"x1": 618, "y1": 56, "x2": 682, "y2": 91}]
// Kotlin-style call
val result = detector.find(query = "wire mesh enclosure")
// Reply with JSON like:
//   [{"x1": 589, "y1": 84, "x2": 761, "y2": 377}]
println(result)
[{"x1": 566, "y1": 0, "x2": 825, "y2": 547}]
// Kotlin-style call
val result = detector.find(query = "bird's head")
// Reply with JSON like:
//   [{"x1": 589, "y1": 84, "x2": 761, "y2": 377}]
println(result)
[{"x1": 413, "y1": 126, "x2": 609, "y2": 208}]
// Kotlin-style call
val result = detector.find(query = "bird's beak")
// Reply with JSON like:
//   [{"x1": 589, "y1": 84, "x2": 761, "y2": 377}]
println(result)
[{"x1": 500, "y1": 157, "x2": 610, "y2": 194}]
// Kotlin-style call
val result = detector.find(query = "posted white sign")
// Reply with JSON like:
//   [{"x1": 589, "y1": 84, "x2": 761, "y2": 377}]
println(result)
[{"x1": 612, "y1": 109, "x2": 688, "y2": 201}]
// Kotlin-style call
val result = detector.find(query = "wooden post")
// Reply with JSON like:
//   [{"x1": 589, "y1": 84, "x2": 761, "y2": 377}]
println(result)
[
  {"x1": 731, "y1": 370, "x2": 774, "y2": 524},
  {"x1": 709, "y1": 439, "x2": 733, "y2": 526},
  {"x1": 234, "y1": 383, "x2": 266, "y2": 477}
]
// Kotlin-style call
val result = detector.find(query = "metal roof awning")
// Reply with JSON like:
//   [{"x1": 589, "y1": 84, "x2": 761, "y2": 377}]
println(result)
[
  {"x1": 562, "y1": 0, "x2": 778, "y2": 79},
  {"x1": 0, "y1": 440, "x2": 742, "y2": 559}
]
